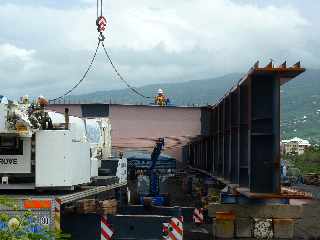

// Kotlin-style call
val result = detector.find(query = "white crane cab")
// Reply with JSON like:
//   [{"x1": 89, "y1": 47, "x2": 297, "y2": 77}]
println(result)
[{"x1": 0, "y1": 102, "x2": 114, "y2": 190}]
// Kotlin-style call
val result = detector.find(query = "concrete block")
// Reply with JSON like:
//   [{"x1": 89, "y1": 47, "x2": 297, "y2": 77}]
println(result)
[
  {"x1": 253, "y1": 218, "x2": 273, "y2": 239},
  {"x1": 273, "y1": 218, "x2": 295, "y2": 239},
  {"x1": 215, "y1": 219, "x2": 235, "y2": 239},
  {"x1": 235, "y1": 218, "x2": 252, "y2": 238},
  {"x1": 207, "y1": 203, "x2": 303, "y2": 219},
  {"x1": 215, "y1": 212, "x2": 235, "y2": 238}
]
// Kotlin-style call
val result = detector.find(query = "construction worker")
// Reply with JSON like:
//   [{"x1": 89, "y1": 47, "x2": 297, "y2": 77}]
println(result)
[
  {"x1": 37, "y1": 95, "x2": 49, "y2": 108},
  {"x1": 21, "y1": 95, "x2": 30, "y2": 105},
  {"x1": 28, "y1": 95, "x2": 52, "y2": 129},
  {"x1": 154, "y1": 89, "x2": 170, "y2": 106}
]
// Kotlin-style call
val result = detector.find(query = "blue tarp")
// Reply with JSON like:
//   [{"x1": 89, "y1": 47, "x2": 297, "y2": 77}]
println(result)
[{"x1": 126, "y1": 151, "x2": 176, "y2": 170}]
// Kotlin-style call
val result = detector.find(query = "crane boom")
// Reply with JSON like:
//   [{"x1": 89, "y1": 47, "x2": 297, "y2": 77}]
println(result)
[{"x1": 149, "y1": 138, "x2": 165, "y2": 196}]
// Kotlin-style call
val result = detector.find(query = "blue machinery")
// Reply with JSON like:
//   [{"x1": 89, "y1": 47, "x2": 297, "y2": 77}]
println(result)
[
  {"x1": 127, "y1": 138, "x2": 176, "y2": 205},
  {"x1": 149, "y1": 138, "x2": 165, "y2": 198}
]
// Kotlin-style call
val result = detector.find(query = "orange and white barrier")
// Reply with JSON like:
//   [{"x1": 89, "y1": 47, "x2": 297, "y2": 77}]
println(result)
[
  {"x1": 101, "y1": 216, "x2": 114, "y2": 240},
  {"x1": 193, "y1": 208, "x2": 204, "y2": 224}
]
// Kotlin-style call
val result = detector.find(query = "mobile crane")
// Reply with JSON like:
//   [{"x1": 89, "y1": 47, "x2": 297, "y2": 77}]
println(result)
[{"x1": 0, "y1": 98, "x2": 127, "y2": 233}]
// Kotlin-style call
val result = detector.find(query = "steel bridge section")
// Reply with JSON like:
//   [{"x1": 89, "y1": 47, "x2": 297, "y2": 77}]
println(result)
[{"x1": 185, "y1": 61, "x2": 305, "y2": 194}]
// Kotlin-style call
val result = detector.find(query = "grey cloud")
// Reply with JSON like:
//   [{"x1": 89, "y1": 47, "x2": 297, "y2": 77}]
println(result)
[
  {"x1": 0, "y1": 0, "x2": 319, "y2": 100},
  {"x1": 0, "y1": 0, "x2": 90, "y2": 9}
]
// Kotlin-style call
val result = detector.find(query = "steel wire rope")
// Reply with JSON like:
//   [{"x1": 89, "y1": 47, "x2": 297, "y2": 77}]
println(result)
[
  {"x1": 101, "y1": 42, "x2": 151, "y2": 99},
  {"x1": 100, "y1": 0, "x2": 103, "y2": 16},
  {"x1": 49, "y1": 40, "x2": 101, "y2": 103},
  {"x1": 97, "y1": 0, "x2": 99, "y2": 19},
  {"x1": 97, "y1": 0, "x2": 103, "y2": 18},
  {"x1": 50, "y1": 0, "x2": 150, "y2": 102}
]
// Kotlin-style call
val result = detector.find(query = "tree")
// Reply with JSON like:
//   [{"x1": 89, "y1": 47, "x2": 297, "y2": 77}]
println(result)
[{"x1": 285, "y1": 147, "x2": 320, "y2": 175}]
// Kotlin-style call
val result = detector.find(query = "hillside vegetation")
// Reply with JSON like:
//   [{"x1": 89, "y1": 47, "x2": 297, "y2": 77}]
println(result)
[
  {"x1": 286, "y1": 146, "x2": 320, "y2": 175},
  {"x1": 280, "y1": 69, "x2": 320, "y2": 143}
]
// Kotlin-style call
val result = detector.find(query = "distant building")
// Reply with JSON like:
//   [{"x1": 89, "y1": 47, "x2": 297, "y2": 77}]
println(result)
[{"x1": 281, "y1": 137, "x2": 311, "y2": 155}]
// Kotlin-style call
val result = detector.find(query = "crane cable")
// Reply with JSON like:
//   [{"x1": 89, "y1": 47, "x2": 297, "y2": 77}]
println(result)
[
  {"x1": 97, "y1": 0, "x2": 103, "y2": 19},
  {"x1": 98, "y1": 0, "x2": 150, "y2": 99},
  {"x1": 49, "y1": 0, "x2": 151, "y2": 102},
  {"x1": 48, "y1": 40, "x2": 101, "y2": 103},
  {"x1": 101, "y1": 42, "x2": 151, "y2": 99}
]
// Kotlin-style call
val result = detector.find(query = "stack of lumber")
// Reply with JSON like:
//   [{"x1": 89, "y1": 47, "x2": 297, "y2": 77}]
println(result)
[
  {"x1": 99, "y1": 199, "x2": 117, "y2": 215},
  {"x1": 76, "y1": 199, "x2": 97, "y2": 214},
  {"x1": 304, "y1": 173, "x2": 320, "y2": 186}
]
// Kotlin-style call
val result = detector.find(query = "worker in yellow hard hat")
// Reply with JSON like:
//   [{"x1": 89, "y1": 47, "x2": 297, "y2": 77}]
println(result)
[{"x1": 154, "y1": 89, "x2": 169, "y2": 106}]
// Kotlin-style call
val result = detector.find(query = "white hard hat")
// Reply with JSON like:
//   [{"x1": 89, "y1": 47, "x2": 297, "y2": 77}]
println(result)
[
  {"x1": 22, "y1": 95, "x2": 29, "y2": 100},
  {"x1": 158, "y1": 89, "x2": 164, "y2": 94}
]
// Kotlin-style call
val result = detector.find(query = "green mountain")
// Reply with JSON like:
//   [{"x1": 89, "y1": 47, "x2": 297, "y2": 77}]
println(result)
[
  {"x1": 66, "y1": 73, "x2": 242, "y2": 106},
  {"x1": 280, "y1": 69, "x2": 320, "y2": 143},
  {"x1": 65, "y1": 69, "x2": 320, "y2": 143}
]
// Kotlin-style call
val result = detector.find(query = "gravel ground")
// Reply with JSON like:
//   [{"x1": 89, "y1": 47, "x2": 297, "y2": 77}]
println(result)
[
  {"x1": 162, "y1": 176, "x2": 201, "y2": 207},
  {"x1": 291, "y1": 184, "x2": 320, "y2": 239},
  {"x1": 294, "y1": 184, "x2": 320, "y2": 200},
  {"x1": 293, "y1": 200, "x2": 320, "y2": 239}
]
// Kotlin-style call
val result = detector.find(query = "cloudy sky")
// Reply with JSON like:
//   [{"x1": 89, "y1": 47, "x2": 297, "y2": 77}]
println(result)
[{"x1": 0, "y1": 0, "x2": 319, "y2": 99}]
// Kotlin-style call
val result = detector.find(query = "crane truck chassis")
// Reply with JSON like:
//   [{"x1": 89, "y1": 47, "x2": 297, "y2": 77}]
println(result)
[
  {"x1": 0, "y1": 181, "x2": 127, "y2": 233},
  {"x1": 0, "y1": 100, "x2": 128, "y2": 235}
]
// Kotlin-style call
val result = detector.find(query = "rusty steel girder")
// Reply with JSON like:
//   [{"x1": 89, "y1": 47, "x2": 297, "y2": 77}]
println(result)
[{"x1": 184, "y1": 61, "x2": 305, "y2": 194}]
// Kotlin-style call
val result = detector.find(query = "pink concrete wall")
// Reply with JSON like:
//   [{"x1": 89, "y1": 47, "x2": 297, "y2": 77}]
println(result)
[
  {"x1": 110, "y1": 105, "x2": 201, "y2": 161},
  {"x1": 47, "y1": 104, "x2": 202, "y2": 161}
]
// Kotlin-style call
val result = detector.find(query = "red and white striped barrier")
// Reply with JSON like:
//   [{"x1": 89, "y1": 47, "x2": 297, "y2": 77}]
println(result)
[
  {"x1": 163, "y1": 217, "x2": 183, "y2": 240},
  {"x1": 101, "y1": 216, "x2": 114, "y2": 240},
  {"x1": 193, "y1": 208, "x2": 204, "y2": 224},
  {"x1": 163, "y1": 222, "x2": 170, "y2": 240}
]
